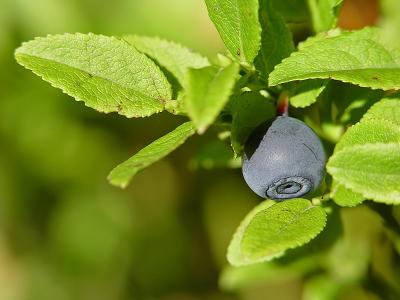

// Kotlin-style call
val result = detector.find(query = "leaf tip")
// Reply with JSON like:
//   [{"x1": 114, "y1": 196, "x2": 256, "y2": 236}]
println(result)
[
  {"x1": 108, "y1": 178, "x2": 129, "y2": 189},
  {"x1": 107, "y1": 170, "x2": 130, "y2": 189},
  {"x1": 195, "y1": 123, "x2": 208, "y2": 135}
]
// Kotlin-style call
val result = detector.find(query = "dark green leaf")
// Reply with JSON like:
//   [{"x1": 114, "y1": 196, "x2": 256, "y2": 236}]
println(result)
[
  {"x1": 228, "y1": 92, "x2": 275, "y2": 155},
  {"x1": 255, "y1": 1, "x2": 294, "y2": 81}
]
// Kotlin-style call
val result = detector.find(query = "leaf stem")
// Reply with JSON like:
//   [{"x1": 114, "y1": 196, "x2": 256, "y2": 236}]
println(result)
[{"x1": 277, "y1": 92, "x2": 289, "y2": 116}]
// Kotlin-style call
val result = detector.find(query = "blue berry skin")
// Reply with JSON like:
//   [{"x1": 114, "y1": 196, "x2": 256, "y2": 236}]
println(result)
[{"x1": 242, "y1": 116, "x2": 326, "y2": 200}]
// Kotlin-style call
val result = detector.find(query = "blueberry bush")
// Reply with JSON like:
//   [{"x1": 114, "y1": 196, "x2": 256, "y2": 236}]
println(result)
[{"x1": 14, "y1": 0, "x2": 400, "y2": 298}]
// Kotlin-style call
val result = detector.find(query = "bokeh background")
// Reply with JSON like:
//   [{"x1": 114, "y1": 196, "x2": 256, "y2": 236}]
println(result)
[{"x1": 0, "y1": 0, "x2": 397, "y2": 299}]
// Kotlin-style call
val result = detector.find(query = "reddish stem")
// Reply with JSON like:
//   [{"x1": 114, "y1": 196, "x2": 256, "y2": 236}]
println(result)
[{"x1": 277, "y1": 92, "x2": 289, "y2": 117}]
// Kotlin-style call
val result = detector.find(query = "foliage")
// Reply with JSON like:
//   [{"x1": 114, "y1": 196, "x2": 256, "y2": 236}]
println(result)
[{"x1": 10, "y1": 0, "x2": 400, "y2": 299}]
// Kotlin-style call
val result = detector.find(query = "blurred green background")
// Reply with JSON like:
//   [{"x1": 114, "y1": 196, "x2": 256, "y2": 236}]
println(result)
[{"x1": 1, "y1": 0, "x2": 399, "y2": 299}]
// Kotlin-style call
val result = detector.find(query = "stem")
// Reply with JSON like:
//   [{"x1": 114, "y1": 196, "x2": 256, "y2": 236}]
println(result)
[
  {"x1": 277, "y1": 92, "x2": 289, "y2": 117},
  {"x1": 233, "y1": 72, "x2": 253, "y2": 93}
]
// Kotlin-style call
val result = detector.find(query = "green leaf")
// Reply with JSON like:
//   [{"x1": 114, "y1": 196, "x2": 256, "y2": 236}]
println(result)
[
  {"x1": 328, "y1": 97, "x2": 400, "y2": 204},
  {"x1": 331, "y1": 182, "x2": 365, "y2": 207},
  {"x1": 327, "y1": 143, "x2": 400, "y2": 204},
  {"x1": 361, "y1": 96, "x2": 400, "y2": 125},
  {"x1": 204, "y1": 0, "x2": 261, "y2": 65},
  {"x1": 228, "y1": 200, "x2": 276, "y2": 266},
  {"x1": 290, "y1": 80, "x2": 328, "y2": 108},
  {"x1": 334, "y1": 119, "x2": 400, "y2": 153},
  {"x1": 269, "y1": 27, "x2": 400, "y2": 91},
  {"x1": 228, "y1": 92, "x2": 275, "y2": 155},
  {"x1": 307, "y1": 0, "x2": 343, "y2": 33},
  {"x1": 123, "y1": 35, "x2": 210, "y2": 87},
  {"x1": 227, "y1": 199, "x2": 327, "y2": 266},
  {"x1": 255, "y1": 1, "x2": 294, "y2": 81},
  {"x1": 108, "y1": 122, "x2": 195, "y2": 188},
  {"x1": 184, "y1": 63, "x2": 239, "y2": 134},
  {"x1": 15, "y1": 33, "x2": 172, "y2": 118}
]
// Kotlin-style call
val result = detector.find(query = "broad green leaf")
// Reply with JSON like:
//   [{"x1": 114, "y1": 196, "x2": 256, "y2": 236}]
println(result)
[
  {"x1": 361, "y1": 96, "x2": 400, "y2": 125},
  {"x1": 204, "y1": 0, "x2": 261, "y2": 65},
  {"x1": 307, "y1": 0, "x2": 343, "y2": 33},
  {"x1": 332, "y1": 182, "x2": 365, "y2": 207},
  {"x1": 327, "y1": 143, "x2": 400, "y2": 204},
  {"x1": 123, "y1": 35, "x2": 210, "y2": 87},
  {"x1": 227, "y1": 199, "x2": 327, "y2": 266},
  {"x1": 290, "y1": 80, "x2": 328, "y2": 108},
  {"x1": 108, "y1": 122, "x2": 195, "y2": 188},
  {"x1": 269, "y1": 27, "x2": 400, "y2": 90},
  {"x1": 15, "y1": 33, "x2": 172, "y2": 118},
  {"x1": 255, "y1": 1, "x2": 294, "y2": 81},
  {"x1": 184, "y1": 63, "x2": 239, "y2": 134},
  {"x1": 227, "y1": 200, "x2": 276, "y2": 266},
  {"x1": 329, "y1": 98, "x2": 400, "y2": 204},
  {"x1": 228, "y1": 92, "x2": 275, "y2": 155},
  {"x1": 335, "y1": 119, "x2": 400, "y2": 153}
]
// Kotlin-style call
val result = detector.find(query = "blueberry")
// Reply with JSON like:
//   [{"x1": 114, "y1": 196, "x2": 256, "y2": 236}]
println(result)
[{"x1": 242, "y1": 116, "x2": 326, "y2": 200}]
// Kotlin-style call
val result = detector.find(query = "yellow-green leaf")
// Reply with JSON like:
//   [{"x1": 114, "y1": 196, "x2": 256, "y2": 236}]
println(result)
[
  {"x1": 108, "y1": 122, "x2": 195, "y2": 188},
  {"x1": 204, "y1": 0, "x2": 261, "y2": 65},
  {"x1": 123, "y1": 35, "x2": 209, "y2": 87},
  {"x1": 269, "y1": 27, "x2": 400, "y2": 91},
  {"x1": 15, "y1": 33, "x2": 171, "y2": 117},
  {"x1": 328, "y1": 143, "x2": 400, "y2": 204},
  {"x1": 184, "y1": 63, "x2": 239, "y2": 134},
  {"x1": 227, "y1": 199, "x2": 327, "y2": 266}
]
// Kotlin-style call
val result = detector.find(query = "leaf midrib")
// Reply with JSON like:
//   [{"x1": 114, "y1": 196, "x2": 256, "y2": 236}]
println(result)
[
  {"x1": 271, "y1": 67, "x2": 400, "y2": 85},
  {"x1": 235, "y1": 0, "x2": 245, "y2": 62},
  {"x1": 275, "y1": 205, "x2": 315, "y2": 235}
]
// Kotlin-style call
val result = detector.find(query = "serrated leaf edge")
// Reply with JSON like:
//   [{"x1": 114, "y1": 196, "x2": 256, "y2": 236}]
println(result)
[
  {"x1": 107, "y1": 121, "x2": 195, "y2": 188},
  {"x1": 240, "y1": 203, "x2": 327, "y2": 264},
  {"x1": 330, "y1": 182, "x2": 365, "y2": 207},
  {"x1": 327, "y1": 143, "x2": 400, "y2": 204},
  {"x1": 227, "y1": 200, "x2": 327, "y2": 266},
  {"x1": 122, "y1": 35, "x2": 210, "y2": 65},
  {"x1": 268, "y1": 28, "x2": 400, "y2": 91},
  {"x1": 15, "y1": 33, "x2": 172, "y2": 118}
]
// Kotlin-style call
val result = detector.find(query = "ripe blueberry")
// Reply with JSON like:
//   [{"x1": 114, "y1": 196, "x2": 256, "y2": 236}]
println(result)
[{"x1": 242, "y1": 116, "x2": 326, "y2": 200}]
